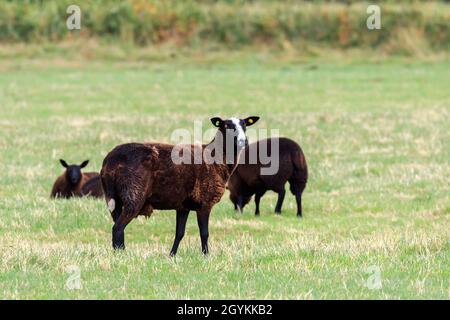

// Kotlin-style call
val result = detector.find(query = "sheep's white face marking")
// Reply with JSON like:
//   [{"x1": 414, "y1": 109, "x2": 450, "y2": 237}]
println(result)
[
  {"x1": 230, "y1": 118, "x2": 246, "y2": 148},
  {"x1": 107, "y1": 199, "x2": 116, "y2": 212}
]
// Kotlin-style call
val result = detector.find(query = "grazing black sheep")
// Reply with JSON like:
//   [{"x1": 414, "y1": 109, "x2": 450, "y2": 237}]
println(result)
[
  {"x1": 51, "y1": 159, "x2": 100, "y2": 198},
  {"x1": 101, "y1": 116, "x2": 260, "y2": 255},
  {"x1": 227, "y1": 137, "x2": 308, "y2": 217}
]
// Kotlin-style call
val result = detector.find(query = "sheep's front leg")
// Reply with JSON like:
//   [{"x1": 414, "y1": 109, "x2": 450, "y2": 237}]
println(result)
[
  {"x1": 236, "y1": 196, "x2": 244, "y2": 213},
  {"x1": 170, "y1": 209, "x2": 190, "y2": 257},
  {"x1": 274, "y1": 188, "x2": 285, "y2": 214},
  {"x1": 295, "y1": 192, "x2": 303, "y2": 218},
  {"x1": 196, "y1": 209, "x2": 211, "y2": 255},
  {"x1": 254, "y1": 191, "x2": 265, "y2": 216}
]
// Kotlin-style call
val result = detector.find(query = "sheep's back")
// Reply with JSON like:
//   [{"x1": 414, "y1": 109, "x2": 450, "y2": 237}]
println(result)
[
  {"x1": 235, "y1": 137, "x2": 306, "y2": 190},
  {"x1": 102, "y1": 142, "x2": 228, "y2": 210}
]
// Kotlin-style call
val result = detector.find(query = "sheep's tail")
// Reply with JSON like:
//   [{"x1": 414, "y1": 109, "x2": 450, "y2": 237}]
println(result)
[{"x1": 290, "y1": 147, "x2": 308, "y2": 184}]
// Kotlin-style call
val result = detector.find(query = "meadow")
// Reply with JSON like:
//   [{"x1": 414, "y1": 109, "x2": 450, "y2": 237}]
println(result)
[{"x1": 0, "y1": 56, "x2": 449, "y2": 299}]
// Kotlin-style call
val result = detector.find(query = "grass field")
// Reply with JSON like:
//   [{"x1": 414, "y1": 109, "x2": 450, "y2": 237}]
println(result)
[{"x1": 0, "y1": 57, "x2": 449, "y2": 299}]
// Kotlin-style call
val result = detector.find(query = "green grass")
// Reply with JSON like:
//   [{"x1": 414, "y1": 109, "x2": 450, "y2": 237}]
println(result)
[{"x1": 0, "y1": 58, "x2": 449, "y2": 299}]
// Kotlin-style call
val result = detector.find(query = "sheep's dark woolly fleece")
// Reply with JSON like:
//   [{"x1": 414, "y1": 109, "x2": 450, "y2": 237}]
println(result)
[{"x1": 227, "y1": 137, "x2": 308, "y2": 217}]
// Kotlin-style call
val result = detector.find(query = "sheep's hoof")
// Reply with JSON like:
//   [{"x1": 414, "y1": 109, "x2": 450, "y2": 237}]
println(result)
[{"x1": 113, "y1": 243, "x2": 125, "y2": 250}]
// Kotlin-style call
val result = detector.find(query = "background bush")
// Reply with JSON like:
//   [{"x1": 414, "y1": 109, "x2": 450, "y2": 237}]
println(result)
[{"x1": 0, "y1": 0, "x2": 448, "y2": 53}]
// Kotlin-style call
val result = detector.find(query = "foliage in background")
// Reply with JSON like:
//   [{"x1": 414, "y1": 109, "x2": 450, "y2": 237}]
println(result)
[{"x1": 0, "y1": 0, "x2": 449, "y2": 55}]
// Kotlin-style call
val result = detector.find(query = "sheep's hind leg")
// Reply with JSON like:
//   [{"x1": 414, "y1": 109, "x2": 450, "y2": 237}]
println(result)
[
  {"x1": 289, "y1": 180, "x2": 306, "y2": 218},
  {"x1": 170, "y1": 209, "x2": 190, "y2": 257},
  {"x1": 112, "y1": 200, "x2": 142, "y2": 250},
  {"x1": 196, "y1": 208, "x2": 211, "y2": 255},
  {"x1": 274, "y1": 188, "x2": 285, "y2": 214}
]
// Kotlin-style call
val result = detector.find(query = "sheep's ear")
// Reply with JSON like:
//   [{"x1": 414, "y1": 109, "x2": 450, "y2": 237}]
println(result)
[
  {"x1": 80, "y1": 160, "x2": 89, "y2": 168},
  {"x1": 60, "y1": 159, "x2": 68, "y2": 168},
  {"x1": 211, "y1": 117, "x2": 223, "y2": 128},
  {"x1": 243, "y1": 116, "x2": 260, "y2": 126}
]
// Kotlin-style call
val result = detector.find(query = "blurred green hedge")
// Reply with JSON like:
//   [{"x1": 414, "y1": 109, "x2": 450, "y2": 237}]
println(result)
[{"x1": 0, "y1": 0, "x2": 449, "y2": 53}]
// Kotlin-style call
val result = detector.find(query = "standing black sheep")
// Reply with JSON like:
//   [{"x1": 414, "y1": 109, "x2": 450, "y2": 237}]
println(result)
[
  {"x1": 227, "y1": 137, "x2": 308, "y2": 217},
  {"x1": 101, "y1": 116, "x2": 260, "y2": 255}
]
